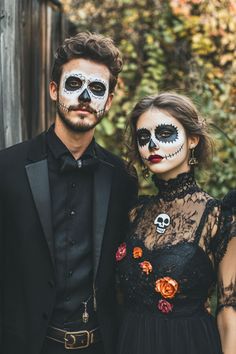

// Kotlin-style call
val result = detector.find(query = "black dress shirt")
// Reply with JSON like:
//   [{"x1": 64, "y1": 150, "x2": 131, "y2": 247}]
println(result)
[{"x1": 46, "y1": 126, "x2": 98, "y2": 330}]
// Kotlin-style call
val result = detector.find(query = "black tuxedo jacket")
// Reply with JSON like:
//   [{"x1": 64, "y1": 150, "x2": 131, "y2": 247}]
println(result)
[{"x1": 0, "y1": 132, "x2": 138, "y2": 354}]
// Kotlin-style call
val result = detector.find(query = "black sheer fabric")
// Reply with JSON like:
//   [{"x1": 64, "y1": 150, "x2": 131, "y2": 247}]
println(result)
[{"x1": 117, "y1": 172, "x2": 236, "y2": 354}]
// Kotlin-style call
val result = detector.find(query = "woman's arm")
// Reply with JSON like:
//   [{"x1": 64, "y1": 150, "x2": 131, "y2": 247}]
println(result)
[
  {"x1": 218, "y1": 307, "x2": 236, "y2": 354},
  {"x1": 217, "y1": 237, "x2": 236, "y2": 354}
]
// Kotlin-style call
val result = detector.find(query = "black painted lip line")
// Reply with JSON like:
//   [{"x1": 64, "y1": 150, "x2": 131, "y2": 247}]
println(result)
[
  {"x1": 142, "y1": 156, "x2": 150, "y2": 161},
  {"x1": 58, "y1": 101, "x2": 69, "y2": 112},
  {"x1": 142, "y1": 144, "x2": 184, "y2": 162},
  {"x1": 164, "y1": 143, "x2": 184, "y2": 159}
]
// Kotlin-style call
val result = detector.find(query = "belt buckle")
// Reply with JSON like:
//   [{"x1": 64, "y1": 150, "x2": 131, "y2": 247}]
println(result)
[{"x1": 64, "y1": 330, "x2": 90, "y2": 349}]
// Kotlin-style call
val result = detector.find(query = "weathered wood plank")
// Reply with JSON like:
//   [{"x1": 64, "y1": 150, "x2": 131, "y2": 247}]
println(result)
[
  {"x1": 0, "y1": 0, "x2": 69, "y2": 149},
  {"x1": 0, "y1": 0, "x2": 22, "y2": 148}
]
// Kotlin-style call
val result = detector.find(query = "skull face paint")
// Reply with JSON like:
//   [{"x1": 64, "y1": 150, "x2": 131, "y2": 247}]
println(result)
[
  {"x1": 137, "y1": 124, "x2": 179, "y2": 150},
  {"x1": 60, "y1": 71, "x2": 109, "y2": 117},
  {"x1": 136, "y1": 108, "x2": 191, "y2": 179},
  {"x1": 155, "y1": 124, "x2": 178, "y2": 143},
  {"x1": 54, "y1": 58, "x2": 112, "y2": 133}
]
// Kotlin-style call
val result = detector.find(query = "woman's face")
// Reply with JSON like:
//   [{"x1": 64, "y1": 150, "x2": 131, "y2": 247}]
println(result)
[{"x1": 136, "y1": 108, "x2": 196, "y2": 180}]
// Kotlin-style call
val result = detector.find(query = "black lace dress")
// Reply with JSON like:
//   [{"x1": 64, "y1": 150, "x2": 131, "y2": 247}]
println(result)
[{"x1": 116, "y1": 172, "x2": 236, "y2": 354}]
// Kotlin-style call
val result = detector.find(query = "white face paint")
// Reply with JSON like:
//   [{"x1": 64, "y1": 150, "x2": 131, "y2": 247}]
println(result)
[
  {"x1": 137, "y1": 108, "x2": 191, "y2": 179},
  {"x1": 53, "y1": 58, "x2": 112, "y2": 133},
  {"x1": 60, "y1": 70, "x2": 109, "y2": 116}
]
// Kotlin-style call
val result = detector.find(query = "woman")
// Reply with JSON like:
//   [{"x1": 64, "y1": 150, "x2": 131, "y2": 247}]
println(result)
[{"x1": 116, "y1": 92, "x2": 236, "y2": 354}]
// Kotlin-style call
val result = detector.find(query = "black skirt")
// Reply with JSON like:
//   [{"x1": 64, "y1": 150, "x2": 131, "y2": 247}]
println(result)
[{"x1": 117, "y1": 310, "x2": 223, "y2": 354}]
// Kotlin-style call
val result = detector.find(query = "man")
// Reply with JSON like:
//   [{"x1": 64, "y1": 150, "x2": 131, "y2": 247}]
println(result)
[{"x1": 0, "y1": 32, "x2": 138, "y2": 354}]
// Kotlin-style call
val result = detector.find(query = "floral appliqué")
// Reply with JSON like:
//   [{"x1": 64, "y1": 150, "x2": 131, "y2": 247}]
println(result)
[
  {"x1": 116, "y1": 243, "x2": 127, "y2": 261},
  {"x1": 133, "y1": 247, "x2": 143, "y2": 259},
  {"x1": 155, "y1": 276, "x2": 178, "y2": 299},
  {"x1": 155, "y1": 277, "x2": 179, "y2": 314},
  {"x1": 157, "y1": 299, "x2": 173, "y2": 314},
  {"x1": 139, "y1": 261, "x2": 153, "y2": 275}
]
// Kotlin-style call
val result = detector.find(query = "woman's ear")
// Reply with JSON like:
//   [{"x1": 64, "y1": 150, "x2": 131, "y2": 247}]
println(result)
[
  {"x1": 188, "y1": 135, "x2": 200, "y2": 149},
  {"x1": 49, "y1": 81, "x2": 58, "y2": 101}
]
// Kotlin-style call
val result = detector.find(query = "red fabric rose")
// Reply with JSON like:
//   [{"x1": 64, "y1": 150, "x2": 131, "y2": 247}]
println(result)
[
  {"x1": 116, "y1": 242, "x2": 127, "y2": 261},
  {"x1": 157, "y1": 299, "x2": 173, "y2": 314}
]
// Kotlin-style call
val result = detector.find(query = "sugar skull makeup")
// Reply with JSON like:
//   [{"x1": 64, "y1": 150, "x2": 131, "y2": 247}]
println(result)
[
  {"x1": 136, "y1": 108, "x2": 191, "y2": 179},
  {"x1": 59, "y1": 70, "x2": 109, "y2": 117},
  {"x1": 137, "y1": 124, "x2": 179, "y2": 148}
]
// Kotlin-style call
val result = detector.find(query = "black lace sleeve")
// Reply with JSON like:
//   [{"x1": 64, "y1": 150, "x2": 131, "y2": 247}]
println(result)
[
  {"x1": 211, "y1": 191, "x2": 236, "y2": 266},
  {"x1": 213, "y1": 191, "x2": 236, "y2": 313}
]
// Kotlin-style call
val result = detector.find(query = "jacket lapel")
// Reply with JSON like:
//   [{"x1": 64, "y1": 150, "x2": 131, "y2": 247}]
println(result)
[
  {"x1": 93, "y1": 148, "x2": 114, "y2": 281},
  {"x1": 25, "y1": 133, "x2": 54, "y2": 267}
]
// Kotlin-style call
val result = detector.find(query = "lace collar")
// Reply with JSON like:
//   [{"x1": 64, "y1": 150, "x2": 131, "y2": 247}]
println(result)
[{"x1": 152, "y1": 171, "x2": 201, "y2": 201}]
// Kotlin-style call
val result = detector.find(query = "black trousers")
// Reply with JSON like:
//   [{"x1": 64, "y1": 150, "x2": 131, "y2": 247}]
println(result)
[{"x1": 41, "y1": 338, "x2": 105, "y2": 354}]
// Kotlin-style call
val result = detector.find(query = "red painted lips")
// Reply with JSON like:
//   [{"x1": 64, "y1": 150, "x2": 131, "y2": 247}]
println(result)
[{"x1": 148, "y1": 155, "x2": 163, "y2": 163}]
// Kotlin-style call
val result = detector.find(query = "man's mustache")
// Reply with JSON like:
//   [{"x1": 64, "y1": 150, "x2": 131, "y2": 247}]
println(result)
[
  {"x1": 68, "y1": 104, "x2": 96, "y2": 114},
  {"x1": 57, "y1": 101, "x2": 104, "y2": 117}
]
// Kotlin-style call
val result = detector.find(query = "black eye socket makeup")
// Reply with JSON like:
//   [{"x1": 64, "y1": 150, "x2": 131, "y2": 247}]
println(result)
[
  {"x1": 88, "y1": 82, "x2": 106, "y2": 97},
  {"x1": 137, "y1": 128, "x2": 151, "y2": 147},
  {"x1": 155, "y1": 124, "x2": 178, "y2": 143},
  {"x1": 65, "y1": 76, "x2": 83, "y2": 91}
]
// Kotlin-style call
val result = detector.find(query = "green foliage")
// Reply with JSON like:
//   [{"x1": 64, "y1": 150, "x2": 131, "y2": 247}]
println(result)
[{"x1": 62, "y1": 0, "x2": 236, "y2": 197}]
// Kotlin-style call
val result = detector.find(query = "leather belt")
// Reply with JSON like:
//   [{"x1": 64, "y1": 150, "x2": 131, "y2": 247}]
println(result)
[{"x1": 46, "y1": 326, "x2": 101, "y2": 349}]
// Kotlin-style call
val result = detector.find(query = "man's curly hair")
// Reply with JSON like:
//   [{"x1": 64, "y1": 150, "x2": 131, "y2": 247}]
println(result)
[{"x1": 51, "y1": 32, "x2": 123, "y2": 93}]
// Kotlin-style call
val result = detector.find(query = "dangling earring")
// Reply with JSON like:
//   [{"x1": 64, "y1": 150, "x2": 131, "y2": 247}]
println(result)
[
  {"x1": 142, "y1": 167, "x2": 150, "y2": 179},
  {"x1": 188, "y1": 148, "x2": 198, "y2": 165}
]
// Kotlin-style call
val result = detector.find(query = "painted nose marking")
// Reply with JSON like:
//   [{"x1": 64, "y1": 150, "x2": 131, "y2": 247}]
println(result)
[
  {"x1": 79, "y1": 89, "x2": 91, "y2": 102},
  {"x1": 148, "y1": 138, "x2": 157, "y2": 150}
]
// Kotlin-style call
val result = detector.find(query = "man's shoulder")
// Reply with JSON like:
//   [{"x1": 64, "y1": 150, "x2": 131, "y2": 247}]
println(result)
[
  {"x1": 0, "y1": 139, "x2": 29, "y2": 156},
  {"x1": 0, "y1": 131, "x2": 46, "y2": 161}
]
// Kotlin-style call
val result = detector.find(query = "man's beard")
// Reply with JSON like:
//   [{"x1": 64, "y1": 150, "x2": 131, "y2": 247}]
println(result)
[{"x1": 57, "y1": 99, "x2": 105, "y2": 133}]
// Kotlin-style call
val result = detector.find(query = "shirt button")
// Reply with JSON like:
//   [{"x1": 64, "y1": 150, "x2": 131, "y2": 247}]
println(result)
[
  {"x1": 66, "y1": 296, "x2": 71, "y2": 302},
  {"x1": 67, "y1": 270, "x2": 73, "y2": 277},
  {"x1": 69, "y1": 210, "x2": 76, "y2": 216},
  {"x1": 71, "y1": 183, "x2": 76, "y2": 188}
]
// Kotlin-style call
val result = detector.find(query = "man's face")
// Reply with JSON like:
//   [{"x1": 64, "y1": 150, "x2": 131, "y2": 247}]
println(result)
[
  {"x1": 50, "y1": 58, "x2": 113, "y2": 133},
  {"x1": 136, "y1": 108, "x2": 193, "y2": 180}
]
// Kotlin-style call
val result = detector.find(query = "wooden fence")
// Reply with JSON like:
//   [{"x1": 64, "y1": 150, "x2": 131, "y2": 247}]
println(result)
[{"x1": 0, "y1": 0, "x2": 70, "y2": 149}]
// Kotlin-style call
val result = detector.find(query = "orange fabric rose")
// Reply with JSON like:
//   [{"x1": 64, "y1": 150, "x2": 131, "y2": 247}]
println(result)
[
  {"x1": 155, "y1": 277, "x2": 178, "y2": 299},
  {"x1": 139, "y1": 261, "x2": 153, "y2": 275},
  {"x1": 133, "y1": 247, "x2": 143, "y2": 259}
]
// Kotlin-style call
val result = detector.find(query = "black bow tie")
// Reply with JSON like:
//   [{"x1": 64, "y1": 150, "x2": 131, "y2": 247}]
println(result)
[{"x1": 60, "y1": 155, "x2": 100, "y2": 173}]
